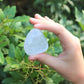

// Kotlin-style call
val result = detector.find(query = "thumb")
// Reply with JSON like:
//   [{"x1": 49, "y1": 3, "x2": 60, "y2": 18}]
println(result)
[{"x1": 28, "y1": 53, "x2": 64, "y2": 71}]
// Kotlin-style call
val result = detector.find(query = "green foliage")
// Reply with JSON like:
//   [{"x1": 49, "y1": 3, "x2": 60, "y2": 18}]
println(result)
[
  {"x1": 34, "y1": 0, "x2": 74, "y2": 20},
  {"x1": 0, "y1": 49, "x2": 4, "y2": 64},
  {"x1": 75, "y1": 8, "x2": 84, "y2": 31},
  {"x1": 0, "y1": 1, "x2": 84, "y2": 84},
  {"x1": 0, "y1": 6, "x2": 64, "y2": 84},
  {"x1": 4, "y1": 6, "x2": 16, "y2": 19}
]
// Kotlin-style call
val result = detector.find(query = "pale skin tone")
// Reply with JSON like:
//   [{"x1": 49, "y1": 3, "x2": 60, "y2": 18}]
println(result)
[{"x1": 29, "y1": 14, "x2": 84, "y2": 84}]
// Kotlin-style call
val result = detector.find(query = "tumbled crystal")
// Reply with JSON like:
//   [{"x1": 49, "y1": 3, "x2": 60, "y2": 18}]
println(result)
[{"x1": 24, "y1": 29, "x2": 48, "y2": 55}]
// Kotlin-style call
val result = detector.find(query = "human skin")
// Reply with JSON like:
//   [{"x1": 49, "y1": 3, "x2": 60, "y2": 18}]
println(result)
[{"x1": 29, "y1": 14, "x2": 84, "y2": 84}]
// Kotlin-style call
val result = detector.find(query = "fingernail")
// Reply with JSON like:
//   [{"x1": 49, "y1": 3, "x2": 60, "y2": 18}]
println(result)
[
  {"x1": 35, "y1": 13, "x2": 39, "y2": 16},
  {"x1": 29, "y1": 56, "x2": 34, "y2": 60},
  {"x1": 34, "y1": 24, "x2": 40, "y2": 27},
  {"x1": 30, "y1": 18, "x2": 35, "y2": 20}
]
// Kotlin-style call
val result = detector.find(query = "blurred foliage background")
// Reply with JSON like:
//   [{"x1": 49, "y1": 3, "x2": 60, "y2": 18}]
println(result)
[{"x1": 0, "y1": 0, "x2": 84, "y2": 84}]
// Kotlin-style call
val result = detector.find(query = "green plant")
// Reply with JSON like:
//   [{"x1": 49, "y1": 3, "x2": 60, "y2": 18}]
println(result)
[
  {"x1": 34, "y1": 0, "x2": 74, "y2": 21},
  {"x1": 0, "y1": 6, "x2": 64, "y2": 84},
  {"x1": 0, "y1": 5, "x2": 83, "y2": 84}
]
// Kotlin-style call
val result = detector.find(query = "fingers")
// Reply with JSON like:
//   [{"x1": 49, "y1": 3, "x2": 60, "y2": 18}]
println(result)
[
  {"x1": 29, "y1": 18, "x2": 40, "y2": 24},
  {"x1": 34, "y1": 22, "x2": 75, "y2": 50},
  {"x1": 35, "y1": 14, "x2": 44, "y2": 20},
  {"x1": 29, "y1": 18, "x2": 46, "y2": 25},
  {"x1": 28, "y1": 53, "x2": 64, "y2": 71},
  {"x1": 29, "y1": 14, "x2": 76, "y2": 51}
]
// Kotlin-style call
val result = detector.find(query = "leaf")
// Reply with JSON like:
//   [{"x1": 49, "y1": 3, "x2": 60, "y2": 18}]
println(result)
[
  {"x1": 45, "y1": 77, "x2": 54, "y2": 84},
  {"x1": 9, "y1": 15, "x2": 30, "y2": 29},
  {"x1": 15, "y1": 47, "x2": 22, "y2": 62},
  {"x1": 68, "y1": 0, "x2": 74, "y2": 6},
  {"x1": 4, "y1": 64, "x2": 11, "y2": 72},
  {"x1": 75, "y1": 8, "x2": 84, "y2": 31},
  {"x1": 64, "y1": 5, "x2": 70, "y2": 13},
  {"x1": 0, "y1": 66, "x2": 6, "y2": 80},
  {"x1": 51, "y1": 4, "x2": 55, "y2": 13},
  {"x1": 3, "y1": 19, "x2": 14, "y2": 23},
  {"x1": 4, "y1": 6, "x2": 16, "y2": 19},
  {"x1": 2, "y1": 78, "x2": 23, "y2": 84},
  {"x1": 0, "y1": 41, "x2": 8, "y2": 48},
  {"x1": 0, "y1": 9, "x2": 5, "y2": 20},
  {"x1": 2, "y1": 48, "x2": 8, "y2": 55},
  {"x1": 14, "y1": 15, "x2": 30, "y2": 23},
  {"x1": 9, "y1": 44, "x2": 15, "y2": 58},
  {"x1": 22, "y1": 48, "x2": 25, "y2": 58},
  {"x1": 75, "y1": 7, "x2": 82, "y2": 22},
  {"x1": 0, "y1": 35, "x2": 7, "y2": 42},
  {"x1": 14, "y1": 22, "x2": 22, "y2": 28},
  {"x1": 11, "y1": 64, "x2": 21, "y2": 68},
  {"x1": 24, "y1": 55, "x2": 29, "y2": 63},
  {"x1": 9, "y1": 71, "x2": 24, "y2": 80},
  {"x1": 52, "y1": 73, "x2": 64, "y2": 84},
  {"x1": 6, "y1": 57, "x2": 17, "y2": 65},
  {"x1": 13, "y1": 34, "x2": 25, "y2": 40},
  {"x1": 0, "y1": 35, "x2": 9, "y2": 48},
  {"x1": 24, "y1": 78, "x2": 32, "y2": 84},
  {"x1": 0, "y1": 49, "x2": 4, "y2": 64},
  {"x1": 78, "y1": 22, "x2": 84, "y2": 31},
  {"x1": 18, "y1": 42, "x2": 24, "y2": 47}
]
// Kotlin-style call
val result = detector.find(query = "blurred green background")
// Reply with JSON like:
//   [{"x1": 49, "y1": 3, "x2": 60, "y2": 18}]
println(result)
[{"x1": 0, "y1": 0, "x2": 84, "y2": 84}]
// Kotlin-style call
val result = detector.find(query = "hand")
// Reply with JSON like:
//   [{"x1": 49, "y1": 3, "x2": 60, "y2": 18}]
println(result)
[{"x1": 29, "y1": 14, "x2": 84, "y2": 84}]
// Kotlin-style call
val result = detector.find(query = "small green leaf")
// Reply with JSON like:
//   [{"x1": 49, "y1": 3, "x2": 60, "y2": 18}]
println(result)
[
  {"x1": 15, "y1": 47, "x2": 22, "y2": 62},
  {"x1": 0, "y1": 35, "x2": 7, "y2": 42},
  {"x1": 14, "y1": 15, "x2": 30, "y2": 23},
  {"x1": 51, "y1": 4, "x2": 55, "y2": 13},
  {"x1": 22, "y1": 48, "x2": 25, "y2": 57},
  {"x1": 0, "y1": 9, "x2": 5, "y2": 20},
  {"x1": 4, "y1": 6, "x2": 16, "y2": 19},
  {"x1": 13, "y1": 34, "x2": 25, "y2": 40},
  {"x1": 75, "y1": 7, "x2": 82, "y2": 22},
  {"x1": 11, "y1": 64, "x2": 21, "y2": 68},
  {"x1": 2, "y1": 78, "x2": 14, "y2": 84},
  {"x1": 18, "y1": 42, "x2": 24, "y2": 47},
  {"x1": 9, "y1": 44, "x2": 15, "y2": 58},
  {"x1": 2, "y1": 78, "x2": 23, "y2": 84},
  {"x1": 68, "y1": 0, "x2": 74, "y2": 6},
  {"x1": 4, "y1": 64, "x2": 11, "y2": 72},
  {"x1": 24, "y1": 55, "x2": 29, "y2": 63},
  {"x1": 9, "y1": 71, "x2": 24, "y2": 80},
  {"x1": 52, "y1": 73, "x2": 64, "y2": 84},
  {"x1": 75, "y1": 8, "x2": 84, "y2": 31},
  {"x1": 45, "y1": 77, "x2": 54, "y2": 84},
  {"x1": 0, "y1": 49, "x2": 4, "y2": 64},
  {"x1": 0, "y1": 35, "x2": 9, "y2": 48},
  {"x1": 79, "y1": 22, "x2": 84, "y2": 31},
  {"x1": 6, "y1": 57, "x2": 17, "y2": 65},
  {"x1": 0, "y1": 41, "x2": 8, "y2": 48},
  {"x1": 64, "y1": 5, "x2": 70, "y2": 13}
]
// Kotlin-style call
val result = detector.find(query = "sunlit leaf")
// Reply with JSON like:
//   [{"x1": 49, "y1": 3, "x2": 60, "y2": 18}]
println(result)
[
  {"x1": 9, "y1": 44, "x2": 15, "y2": 58},
  {"x1": 0, "y1": 49, "x2": 4, "y2": 64},
  {"x1": 4, "y1": 6, "x2": 16, "y2": 19},
  {"x1": 15, "y1": 46, "x2": 22, "y2": 62}
]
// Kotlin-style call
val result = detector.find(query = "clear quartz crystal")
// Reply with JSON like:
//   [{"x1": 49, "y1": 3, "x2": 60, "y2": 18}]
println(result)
[{"x1": 24, "y1": 29, "x2": 48, "y2": 55}]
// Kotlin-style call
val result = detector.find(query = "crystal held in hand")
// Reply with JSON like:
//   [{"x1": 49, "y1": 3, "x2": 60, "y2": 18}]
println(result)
[{"x1": 24, "y1": 29, "x2": 48, "y2": 55}]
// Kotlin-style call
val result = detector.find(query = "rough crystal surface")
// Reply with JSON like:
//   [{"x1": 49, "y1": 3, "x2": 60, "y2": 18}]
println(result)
[{"x1": 24, "y1": 29, "x2": 48, "y2": 55}]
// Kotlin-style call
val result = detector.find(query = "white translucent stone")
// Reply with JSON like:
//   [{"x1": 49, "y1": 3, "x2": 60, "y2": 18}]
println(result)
[{"x1": 24, "y1": 29, "x2": 48, "y2": 55}]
